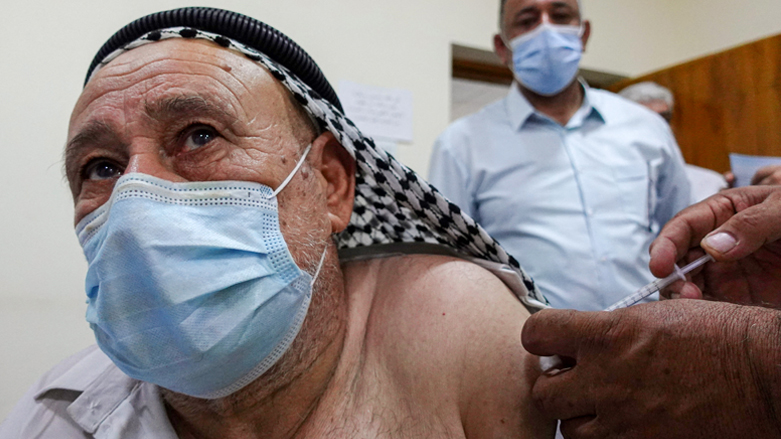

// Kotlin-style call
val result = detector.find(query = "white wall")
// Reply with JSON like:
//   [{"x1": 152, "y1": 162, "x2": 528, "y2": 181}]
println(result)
[
  {"x1": 579, "y1": 0, "x2": 681, "y2": 76},
  {"x1": 580, "y1": 0, "x2": 781, "y2": 77},
  {"x1": 2, "y1": 0, "x2": 781, "y2": 421},
  {"x1": 672, "y1": 0, "x2": 781, "y2": 69}
]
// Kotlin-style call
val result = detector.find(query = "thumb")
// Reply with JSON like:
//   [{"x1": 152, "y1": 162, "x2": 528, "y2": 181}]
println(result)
[
  {"x1": 521, "y1": 309, "x2": 603, "y2": 358},
  {"x1": 701, "y1": 189, "x2": 781, "y2": 261}
]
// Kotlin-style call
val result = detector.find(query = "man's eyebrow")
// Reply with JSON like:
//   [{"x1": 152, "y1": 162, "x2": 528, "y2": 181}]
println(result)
[
  {"x1": 143, "y1": 95, "x2": 236, "y2": 123},
  {"x1": 512, "y1": 3, "x2": 575, "y2": 23},
  {"x1": 64, "y1": 121, "x2": 119, "y2": 177},
  {"x1": 514, "y1": 6, "x2": 538, "y2": 17}
]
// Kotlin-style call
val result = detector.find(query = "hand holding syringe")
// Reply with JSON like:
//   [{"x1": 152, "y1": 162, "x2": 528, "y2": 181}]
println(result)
[
  {"x1": 539, "y1": 253, "x2": 714, "y2": 372},
  {"x1": 604, "y1": 253, "x2": 714, "y2": 311}
]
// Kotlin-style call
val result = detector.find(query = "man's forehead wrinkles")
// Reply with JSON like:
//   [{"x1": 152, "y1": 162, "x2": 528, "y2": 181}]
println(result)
[
  {"x1": 83, "y1": 70, "x2": 248, "y2": 120},
  {"x1": 93, "y1": 56, "x2": 246, "y2": 91},
  {"x1": 140, "y1": 83, "x2": 252, "y2": 130},
  {"x1": 192, "y1": 67, "x2": 265, "y2": 122},
  {"x1": 143, "y1": 95, "x2": 236, "y2": 123},
  {"x1": 81, "y1": 68, "x2": 214, "y2": 113}
]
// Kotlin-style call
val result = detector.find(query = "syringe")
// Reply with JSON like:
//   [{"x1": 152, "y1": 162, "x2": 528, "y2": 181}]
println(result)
[
  {"x1": 604, "y1": 253, "x2": 714, "y2": 311},
  {"x1": 539, "y1": 253, "x2": 714, "y2": 372}
]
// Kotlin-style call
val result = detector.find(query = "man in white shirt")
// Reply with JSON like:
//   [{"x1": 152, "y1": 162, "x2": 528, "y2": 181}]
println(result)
[{"x1": 429, "y1": 0, "x2": 691, "y2": 310}]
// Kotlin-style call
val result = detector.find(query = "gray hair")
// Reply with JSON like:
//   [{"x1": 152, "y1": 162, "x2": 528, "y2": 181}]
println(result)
[
  {"x1": 499, "y1": 0, "x2": 583, "y2": 30},
  {"x1": 618, "y1": 81, "x2": 674, "y2": 107}
]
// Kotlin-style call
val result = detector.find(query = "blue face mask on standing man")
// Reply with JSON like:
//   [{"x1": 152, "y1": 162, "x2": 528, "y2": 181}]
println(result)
[
  {"x1": 75, "y1": 143, "x2": 326, "y2": 399},
  {"x1": 506, "y1": 22, "x2": 584, "y2": 96}
]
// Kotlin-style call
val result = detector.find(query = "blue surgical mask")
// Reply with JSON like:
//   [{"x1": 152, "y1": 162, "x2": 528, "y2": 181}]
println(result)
[
  {"x1": 506, "y1": 22, "x2": 584, "y2": 96},
  {"x1": 75, "y1": 144, "x2": 326, "y2": 399}
]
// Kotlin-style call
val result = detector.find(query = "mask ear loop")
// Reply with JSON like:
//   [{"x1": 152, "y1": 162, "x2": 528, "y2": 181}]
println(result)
[
  {"x1": 310, "y1": 246, "x2": 328, "y2": 287},
  {"x1": 269, "y1": 143, "x2": 313, "y2": 198},
  {"x1": 266, "y1": 142, "x2": 327, "y2": 286}
]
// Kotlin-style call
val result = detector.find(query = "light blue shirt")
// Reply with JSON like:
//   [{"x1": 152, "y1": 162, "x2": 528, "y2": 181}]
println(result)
[{"x1": 429, "y1": 82, "x2": 690, "y2": 310}]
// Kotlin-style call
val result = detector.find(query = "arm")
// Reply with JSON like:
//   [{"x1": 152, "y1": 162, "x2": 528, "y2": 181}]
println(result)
[
  {"x1": 521, "y1": 300, "x2": 781, "y2": 439},
  {"x1": 450, "y1": 262, "x2": 555, "y2": 439},
  {"x1": 649, "y1": 186, "x2": 781, "y2": 306},
  {"x1": 379, "y1": 256, "x2": 556, "y2": 439}
]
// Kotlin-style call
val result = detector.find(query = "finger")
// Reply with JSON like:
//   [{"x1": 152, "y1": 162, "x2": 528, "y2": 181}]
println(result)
[
  {"x1": 723, "y1": 171, "x2": 735, "y2": 188},
  {"x1": 701, "y1": 187, "x2": 781, "y2": 261},
  {"x1": 751, "y1": 166, "x2": 775, "y2": 185},
  {"x1": 648, "y1": 235, "x2": 679, "y2": 278},
  {"x1": 770, "y1": 170, "x2": 781, "y2": 185},
  {"x1": 532, "y1": 366, "x2": 596, "y2": 422},
  {"x1": 756, "y1": 168, "x2": 781, "y2": 186},
  {"x1": 649, "y1": 200, "x2": 724, "y2": 277},
  {"x1": 659, "y1": 278, "x2": 684, "y2": 299},
  {"x1": 560, "y1": 416, "x2": 605, "y2": 439},
  {"x1": 521, "y1": 309, "x2": 604, "y2": 358},
  {"x1": 661, "y1": 281, "x2": 703, "y2": 300}
]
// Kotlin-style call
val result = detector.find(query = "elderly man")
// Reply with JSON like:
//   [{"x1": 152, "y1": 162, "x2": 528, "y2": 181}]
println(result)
[
  {"x1": 523, "y1": 185, "x2": 781, "y2": 438},
  {"x1": 620, "y1": 81, "x2": 781, "y2": 193},
  {"x1": 429, "y1": 0, "x2": 691, "y2": 311},
  {"x1": 619, "y1": 81, "x2": 728, "y2": 203},
  {"x1": 617, "y1": 81, "x2": 675, "y2": 122},
  {"x1": 0, "y1": 8, "x2": 554, "y2": 439}
]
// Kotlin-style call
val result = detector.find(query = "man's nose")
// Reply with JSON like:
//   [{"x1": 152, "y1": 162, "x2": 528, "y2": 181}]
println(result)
[{"x1": 125, "y1": 151, "x2": 188, "y2": 182}]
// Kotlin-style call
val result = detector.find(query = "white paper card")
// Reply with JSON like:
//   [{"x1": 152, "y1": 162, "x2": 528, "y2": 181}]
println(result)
[
  {"x1": 729, "y1": 153, "x2": 781, "y2": 187},
  {"x1": 338, "y1": 80, "x2": 413, "y2": 143}
]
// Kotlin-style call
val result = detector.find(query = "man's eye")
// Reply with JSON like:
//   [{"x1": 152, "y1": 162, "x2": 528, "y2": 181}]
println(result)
[
  {"x1": 183, "y1": 126, "x2": 219, "y2": 152},
  {"x1": 83, "y1": 159, "x2": 123, "y2": 181},
  {"x1": 551, "y1": 13, "x2": 574, "y2": 23},
  {"x1": 521, "y1": 20, "x2": 536, "y2": 28},
  {"x1": 516, "y1": 17, "x2": 539, "y2": 29}
]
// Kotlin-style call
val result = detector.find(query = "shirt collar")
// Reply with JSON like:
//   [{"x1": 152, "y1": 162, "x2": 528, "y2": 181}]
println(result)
[
  {"x1": 505, "y1": 79, "x2": 607, "y2": 130},
  {"x1": 33, "y1": 346, "x2": 172, "y2": 437},
  {"x1": 33, "y1": 346, "x2": 115, "y2": 398}
]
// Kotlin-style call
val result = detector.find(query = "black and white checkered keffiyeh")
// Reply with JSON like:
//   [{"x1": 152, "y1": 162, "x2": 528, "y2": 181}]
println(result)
[{"x1": 89, "y1": 27, "x2": 548, "y2": 311}]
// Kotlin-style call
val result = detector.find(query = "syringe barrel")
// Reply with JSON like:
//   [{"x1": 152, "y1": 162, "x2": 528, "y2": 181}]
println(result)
[{"x1": 604, "y1": 281, "x2": 661, "y2": 311}]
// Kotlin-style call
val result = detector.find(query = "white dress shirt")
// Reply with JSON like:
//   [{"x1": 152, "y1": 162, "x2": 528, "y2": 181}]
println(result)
[
  {"x1": 685, "y1": 164, "x2": 727, "y2": 204},
  {"x1": 0, "y1": 345, "x2": 176, "y2": 439},
  {"x1": 429, "y1": 82, "x2": 690, "y2": 310}
]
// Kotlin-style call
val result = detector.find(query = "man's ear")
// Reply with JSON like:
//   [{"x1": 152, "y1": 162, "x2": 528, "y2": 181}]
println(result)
[
  {"x1": 581, "y1": 20, "x2": 591, "y2": 52},
  {"x1": 311, "y1": 131, "x2": 356, "y2": 234},
  {"x1": 494, "y1": 33, "x2": 512, "y2": 66}
]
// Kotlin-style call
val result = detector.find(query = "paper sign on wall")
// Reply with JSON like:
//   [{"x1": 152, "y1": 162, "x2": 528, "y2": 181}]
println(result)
[{"x1": 338, "y1": 80, "x2": 413, "y2": 144}]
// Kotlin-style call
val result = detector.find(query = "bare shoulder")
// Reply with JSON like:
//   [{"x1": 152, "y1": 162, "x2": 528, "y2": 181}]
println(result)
[
  {"x1": 380, "y1": 254, "x2": 529, "y2": 327},
  {"x1": 347, "y1": 254, "x2": 555, "y2": 438}
]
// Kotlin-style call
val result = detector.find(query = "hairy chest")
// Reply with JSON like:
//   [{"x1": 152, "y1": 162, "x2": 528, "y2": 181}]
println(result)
[
  {"x1": 299, "y1": 404, "x2": 466, "y2": 439},
  {"x1": 294, "y1": 370, "x2": 466, "y2": 439}
]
